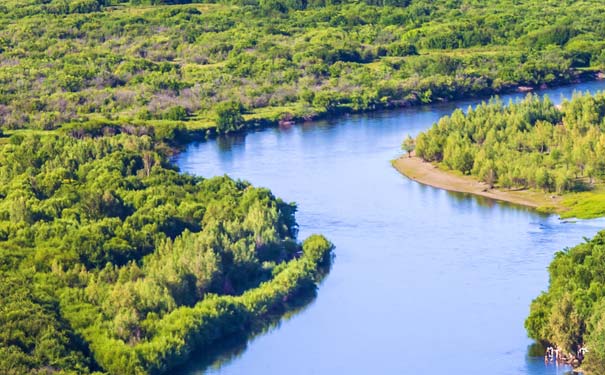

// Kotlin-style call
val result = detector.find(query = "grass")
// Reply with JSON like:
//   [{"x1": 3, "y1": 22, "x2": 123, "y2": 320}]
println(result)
[{"x1": 560, "y1": 190, "x2": 605, "y2": 219}]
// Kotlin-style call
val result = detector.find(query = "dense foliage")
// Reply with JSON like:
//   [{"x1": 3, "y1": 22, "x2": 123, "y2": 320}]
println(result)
[
  {"x1": 1, "y1": 0, "x2": 605, "y2": 135},
  {"x1": 0, "y1": 134, "x2": 332, "y2": 374},
  {"x1": 526, "y1": 231, "x2": 605, "y2": 373},
  {"x1": 414, "y1": 92, "x2": 605, "y2": 194}
]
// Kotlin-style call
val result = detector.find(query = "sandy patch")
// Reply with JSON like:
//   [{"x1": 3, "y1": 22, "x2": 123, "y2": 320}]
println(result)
[{"x1": 393, "y1": 154, "x2": 562, "y2": 211}]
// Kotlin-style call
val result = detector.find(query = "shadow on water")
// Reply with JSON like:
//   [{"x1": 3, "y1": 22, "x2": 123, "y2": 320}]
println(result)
[
  {"x1": 216, "y1": 133, "x2": 246, "y2": 152},
  {"x1": 173, "y1": 260, "x2": 334, "y2": 375},
  {"x1": 413, "y1": 179, "x2": 546, "y2": 217},
  {"x1": 448, "y1": 190, "x2": 547, "y2": 216},
  {"x1": 186, "y1": 120, "x2": 339, "y2": 154}
]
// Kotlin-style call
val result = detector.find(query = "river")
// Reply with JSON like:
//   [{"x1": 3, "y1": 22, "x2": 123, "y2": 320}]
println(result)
[{"x1": 174, "y1": 81, "x2": 605, "y2": 375}]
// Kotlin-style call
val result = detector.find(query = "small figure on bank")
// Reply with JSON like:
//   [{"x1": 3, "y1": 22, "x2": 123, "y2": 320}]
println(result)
[
  {"x1": 546, "y1": 346, "x2": 554, "y2": 361},
  {"x1": 578, "y1": 344, "x2": 588, "y2": 361}
]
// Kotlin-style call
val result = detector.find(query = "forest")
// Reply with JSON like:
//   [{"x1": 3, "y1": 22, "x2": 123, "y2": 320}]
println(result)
[
  {"x1": 1, "y1": 0, "x2": 605, "y2": 137},
  {"x1": 0, "y1": 133, "x2": 333, "y2": 374}
]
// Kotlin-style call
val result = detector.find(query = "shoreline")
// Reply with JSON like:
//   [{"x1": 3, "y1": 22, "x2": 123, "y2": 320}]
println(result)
[
  {"x1": 393, "y1": 155, "x2": 563, "y2": 212},
  {"x1": 235, "y1": 71, "x2": 603, "y2": 133},
  {"x1": 176, "y1": 71, "x2": 603, "y2": 146}
]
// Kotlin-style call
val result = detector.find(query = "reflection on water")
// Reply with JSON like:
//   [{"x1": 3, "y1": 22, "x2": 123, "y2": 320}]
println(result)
[
  {"x1": 439, "y1": 189, "x2": 540, "y2": 214},
  {"x1": 176, "y1": 290, "x2": 316, "y2": 375},
  {"x1": 175, "y1": 80, "x2": 605, "y2": 375},
  {"x1": 526, "y1": 343, "x2": 575, "y2": 375},
  {"x1": 175, "y1": 262, "x2": 333, "y2": 375},
  {"x1": 216, "y1": 134, "x2": 246, "y2": 152}
]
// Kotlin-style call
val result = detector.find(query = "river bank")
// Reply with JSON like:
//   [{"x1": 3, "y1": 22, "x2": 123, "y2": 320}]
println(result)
[
  {"x1": 167, "y1": 70, "x2": 602, "y2": 148},
  {"x1": 393, "y1": 154, "x2": 563, "y2": 213},
  {"x1": 50, "y1": 71, "x2": 602, "y2": 157},
  {"x1": 201, "y1": 70, "x2": 602, "y2": 139}
]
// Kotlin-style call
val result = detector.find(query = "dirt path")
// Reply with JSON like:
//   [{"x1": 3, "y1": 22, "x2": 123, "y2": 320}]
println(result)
[{"x1": 393, "y1": 154, "x2": 562, "y2": 211}]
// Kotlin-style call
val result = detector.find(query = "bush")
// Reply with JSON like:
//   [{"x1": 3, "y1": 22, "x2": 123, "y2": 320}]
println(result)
[
  {"x1": 215, "y1": 101, "x2": 245, "y2": 134},
  {"x1": 163, "y1": 106, "x2": 188, "y2": 121}
]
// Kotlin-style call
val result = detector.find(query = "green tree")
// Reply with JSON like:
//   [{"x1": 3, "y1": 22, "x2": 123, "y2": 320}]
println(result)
[
  {"x1": 215, "y1": 101, "x2": 245, "y2": 134},
  {"x1": 401, "y1": 135, "x2": 415, "y2": 157}
]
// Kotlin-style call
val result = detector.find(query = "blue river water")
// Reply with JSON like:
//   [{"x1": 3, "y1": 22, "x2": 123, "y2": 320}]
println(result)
[{"x1": 175, "y1": 81, "x2": 605, "y2": 375}]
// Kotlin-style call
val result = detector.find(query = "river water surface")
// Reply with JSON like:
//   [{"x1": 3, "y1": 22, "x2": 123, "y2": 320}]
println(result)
[{"x1": 175, "y1": 81, "x2": 605, "y2": 375}]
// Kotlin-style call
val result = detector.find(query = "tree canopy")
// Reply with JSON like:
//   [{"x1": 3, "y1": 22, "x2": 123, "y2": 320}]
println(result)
[
  {"x1": 0, "y1": 134, "x2": 332, "y2": 374},
  {"x1": 414, "y1": 92, "x2": 605, "y2": 194}
]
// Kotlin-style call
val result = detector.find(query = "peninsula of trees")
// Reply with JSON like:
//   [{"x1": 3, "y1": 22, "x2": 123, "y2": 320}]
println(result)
[{"x1": 407, "y1": 92, "x2": 605, "y2": 218}]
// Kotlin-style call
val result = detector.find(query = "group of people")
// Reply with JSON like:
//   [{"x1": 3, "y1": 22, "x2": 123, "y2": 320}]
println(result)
[
  {"x1": 544, "y1": 344, "x2": 588, "y2": 364},
  {"x1": 544, "y1": 346, "x2": 561, "y2": 363}
]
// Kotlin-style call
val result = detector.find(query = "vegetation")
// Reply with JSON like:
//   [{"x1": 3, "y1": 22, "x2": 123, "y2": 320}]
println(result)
[
  {"x1": 215, "y1": 101, "x2": 245, "y2": 134},
  {"x1": 1, "y1": 0, "x2": 605, "y2": 137},
  {"x1": 411, "y1": 92, "x2": 605, "y2": 217},
  {"x1": 526, "y1": 231, "x2": 605, "y2": 373},
  {"x1": 0, "y1": 133, "x2": 333, "y2": 374},
  {"x1": 402, "y1": 135, "x2": 415, "y2": 157}
]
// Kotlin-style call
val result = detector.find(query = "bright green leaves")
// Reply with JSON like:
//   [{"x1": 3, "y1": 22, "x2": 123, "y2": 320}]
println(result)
[
  {"x1": 0, "y1": 133, "x2": 331, "y2": 374},
  {"x1": 526, "y1": 231, "x2": 605, "y2": 369},
  {"x1": 413, "y1": 93, "x2": 605, "y2": 193}
]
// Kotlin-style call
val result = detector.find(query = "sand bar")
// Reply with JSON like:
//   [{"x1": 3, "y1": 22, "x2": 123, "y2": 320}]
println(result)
[{"x1": 393, "y1": 154, "x2": 563, "y2": 211}]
